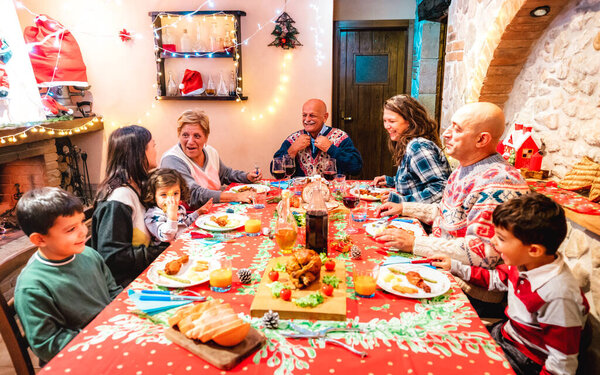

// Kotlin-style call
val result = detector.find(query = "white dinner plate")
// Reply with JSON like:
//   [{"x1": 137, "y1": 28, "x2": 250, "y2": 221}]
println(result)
[
  {"x1": 301, "y1": 200, "x2": 339, "y2": 211},
  {"x1": 377, "y1": 264, "x2": 451, "y2": 299},
  {"x1": 229, "y1": 184, "x2": 270, "y2": 193},
  {"x1": 195, "y1": 213, "x2": 248, "y2": 232},
  {"x1": 364, "y1": 219, "x2": 427, "y2": 237},
  {"x1": 350, "y1": 187, "x2": 389, "y2": 201},
  {"x1": 147, "y1": 256, "x2": 211, "y2": 288}
]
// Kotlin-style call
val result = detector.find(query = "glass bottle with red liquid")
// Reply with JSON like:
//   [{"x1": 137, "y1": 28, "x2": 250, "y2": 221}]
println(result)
[
  {"x1": 305, "y1": 177, "x2": 328, "y2": 255},
  {"x1": 342, "y1": 183, "x2": 360, "y2": 233}
]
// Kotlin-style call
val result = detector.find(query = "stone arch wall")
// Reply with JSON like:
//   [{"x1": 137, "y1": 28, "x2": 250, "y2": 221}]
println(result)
[
  {"x1": 503, "y1": 0, "x2": 600, "y2": 178},
  {"x1": 441, "y1": 0, "x2": 569, "y2": 129}
]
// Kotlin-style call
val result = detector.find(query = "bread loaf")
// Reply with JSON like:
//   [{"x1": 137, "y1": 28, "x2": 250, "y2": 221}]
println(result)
[{"x1": 559, "y1": 156, "x2": 600, "y2": 191}]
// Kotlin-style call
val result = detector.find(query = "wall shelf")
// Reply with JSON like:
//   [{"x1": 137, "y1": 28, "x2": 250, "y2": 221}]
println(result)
[
  {"x1": 149, "y1": 10, "x2": 247, "y2": 101},
  {"x1": 160, "y1": 52, "x2": 234, "y2": 59},
  {"x1": 158, "y1": 95, "x2": 248, "y2": 101}
]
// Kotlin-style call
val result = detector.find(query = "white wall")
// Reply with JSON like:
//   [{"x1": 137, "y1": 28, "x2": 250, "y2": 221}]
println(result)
[
  {"x1": 334, "y1": 0, "x2": 415, "y2": 20},
  {"x1": 17, "y1": 0, "x2": 333, "y2": 184}
]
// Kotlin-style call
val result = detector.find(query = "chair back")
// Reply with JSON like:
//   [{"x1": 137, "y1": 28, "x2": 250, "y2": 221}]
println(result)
[{"x1": 0, "y1": 245, "x2": 37, "y2": 375}]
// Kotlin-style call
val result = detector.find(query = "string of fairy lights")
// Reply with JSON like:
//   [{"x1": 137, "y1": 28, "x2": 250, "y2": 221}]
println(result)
[
  {"x1": 2, "y1": 0, "x2": 326, "y2": 144},
  {"x1": 0, "y1": 117, "x2": 101, "y2": 144}
]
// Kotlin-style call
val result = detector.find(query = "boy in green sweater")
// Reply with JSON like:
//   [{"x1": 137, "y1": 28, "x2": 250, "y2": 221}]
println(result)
[{"x1": 14, "y1": 187, "x2": 122, "y2": 364}]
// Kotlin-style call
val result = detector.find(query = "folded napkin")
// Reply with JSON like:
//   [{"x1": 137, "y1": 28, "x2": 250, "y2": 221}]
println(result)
[
  {"x1": 127, "y1": 290, "x2": 191, "y2": 315},
  {"x1": 190, "y1": 232, "x2": 213, "y2": 239},
  {"x1": 270, "y1": 181, "x2": 290, "y2": 189}
]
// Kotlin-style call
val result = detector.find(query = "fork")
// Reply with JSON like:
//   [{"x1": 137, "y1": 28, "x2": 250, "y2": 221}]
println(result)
[{"x1": 283, "y1": 324, "x2": 367, "y2": 357}]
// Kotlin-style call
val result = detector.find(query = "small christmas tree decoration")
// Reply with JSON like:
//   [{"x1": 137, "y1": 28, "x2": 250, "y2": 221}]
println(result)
[
  {"x1": 262, "y1": 310, "x2": 280, "y2": 329},
  {"x1": 350, "y1": 245, "x2": 362, "y2": 260},
  {"x1": 268, "y1": 12, "x2": 302, "y2": 50},
  {"x1": 237, "y1": 268, "x2": 252, "y2": 284}
]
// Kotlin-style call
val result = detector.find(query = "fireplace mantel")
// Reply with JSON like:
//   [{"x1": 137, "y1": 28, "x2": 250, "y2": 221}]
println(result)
[{"x1": 0, "y1": 117, "x2": 104, "y2": 148}]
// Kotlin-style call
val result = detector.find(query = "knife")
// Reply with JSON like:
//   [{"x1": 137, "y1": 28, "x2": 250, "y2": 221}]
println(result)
[{"x1": 139, "y1": 295, "x2": 206, "y2": 302}]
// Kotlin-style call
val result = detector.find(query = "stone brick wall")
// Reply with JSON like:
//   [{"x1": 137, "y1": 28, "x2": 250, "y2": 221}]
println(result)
[
  {"x1": 503, "y1": 0, "x2": 600, "y2": 178},
  {"x1": 412, "y1": 20, "x2": 442, "y2": 118},
  {"x1": 440, "y1": 0, "x2": 506, "y2": 128}
]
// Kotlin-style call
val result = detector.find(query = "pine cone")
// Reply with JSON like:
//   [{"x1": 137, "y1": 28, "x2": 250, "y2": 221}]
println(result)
[
  {"x1": 237, "y1": 268, "x2": 252, "y2": 284},
  {"x1": 350, "y1": 245, "x2": 362, "y2": 260},
  {"x1": 262, "y1": 310, "x2": 279, "y2": 329}
]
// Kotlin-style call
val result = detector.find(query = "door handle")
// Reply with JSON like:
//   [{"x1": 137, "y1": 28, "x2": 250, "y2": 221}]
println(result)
[{"x1": 341, "y1": 113, "x2": 352, "y2": 121}]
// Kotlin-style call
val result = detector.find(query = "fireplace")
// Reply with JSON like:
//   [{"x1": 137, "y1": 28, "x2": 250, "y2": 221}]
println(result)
[
  {"x1": 0, "y1": 139, "x2": 62, "y2": 238},
  {"x1": 0, "y1": 134, "x2": 96, "y2": 247}
]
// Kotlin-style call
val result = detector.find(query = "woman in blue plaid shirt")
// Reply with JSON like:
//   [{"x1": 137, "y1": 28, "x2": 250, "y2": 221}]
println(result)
[{"x1": 373, "y1": 95, "x2": 451, "y2": 203}]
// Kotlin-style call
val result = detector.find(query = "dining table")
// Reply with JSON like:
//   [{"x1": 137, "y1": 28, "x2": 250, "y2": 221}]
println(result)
[{"x1": 41, "y1": 182, "x2": 514, "y2": 375}]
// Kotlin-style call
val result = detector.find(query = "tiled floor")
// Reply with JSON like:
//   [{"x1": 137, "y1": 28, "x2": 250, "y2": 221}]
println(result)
[{"x1": 0, "y1": 336, "x2": 40, "y2": 375}]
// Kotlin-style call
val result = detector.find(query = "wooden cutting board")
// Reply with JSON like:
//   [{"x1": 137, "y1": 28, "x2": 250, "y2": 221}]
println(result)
[
  {"x1": 165, "y1": 327, "x2": 265, "y2": 370},
  {"x1": 250, "y1": 256, "x2": 347, "y2": 321}
]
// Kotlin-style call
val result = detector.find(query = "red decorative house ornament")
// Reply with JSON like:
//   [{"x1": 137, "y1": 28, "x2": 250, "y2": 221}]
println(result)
[{"x1": 499, "y1": 123, "x2": 542, "y2": 169}]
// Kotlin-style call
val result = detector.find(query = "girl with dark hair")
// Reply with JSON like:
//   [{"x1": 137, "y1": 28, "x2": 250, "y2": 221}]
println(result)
[
  {"x1": 143, "y1": 168, "x2": 212, "y2": 245},
  {"x1": 91, "y1": 125, "x2": 163, "y2": 287},
  {"x1": 373, "y1": 95, "x2": 451, "y2": 203}
]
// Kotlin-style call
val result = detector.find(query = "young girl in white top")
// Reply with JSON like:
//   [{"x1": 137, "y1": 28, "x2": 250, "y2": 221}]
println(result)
[{"x1": 144, "y1": 168, "x2": 212, "y2": 245}]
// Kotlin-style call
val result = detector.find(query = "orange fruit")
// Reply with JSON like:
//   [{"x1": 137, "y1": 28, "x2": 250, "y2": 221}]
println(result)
[{"x1": 212, "y1": 322, "x2": 251, "y2": 347}]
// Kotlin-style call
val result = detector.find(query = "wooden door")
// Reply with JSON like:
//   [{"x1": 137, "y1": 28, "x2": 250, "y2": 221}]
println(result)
[{"x1": 333, "y1": 21, "x2": 412, "y2": 180}]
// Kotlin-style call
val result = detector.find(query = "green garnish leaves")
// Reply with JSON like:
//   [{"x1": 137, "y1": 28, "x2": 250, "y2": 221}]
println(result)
[
  {"x1": 319, "y1": 253, "x2": 328, "y2": 263},
  {"x1": 292, "y1": 211, "x2": 306, "y2": 227},
  {"x1": 322, "y1": 275, "x2": 341, "y2": 288},
  {"x1": 273, "y1": 262, "x2": 286, "y2": 272},
  {"x1": 293, "y1": 292, "x2": 325, "y2": 308},
  {"x1": 270, "y1": 281, "x2": 290, "y2": 297}
]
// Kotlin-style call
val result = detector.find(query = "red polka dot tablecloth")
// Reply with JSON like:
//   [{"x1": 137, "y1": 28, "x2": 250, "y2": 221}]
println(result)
[{"x1": 43, "y1": 187, "x2": 513, "y2": 375}]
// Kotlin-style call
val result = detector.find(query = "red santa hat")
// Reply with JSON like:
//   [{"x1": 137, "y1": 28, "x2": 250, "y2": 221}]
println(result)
[{"x1": 178, "y1": 69, "x2": 203, "y2": 96}]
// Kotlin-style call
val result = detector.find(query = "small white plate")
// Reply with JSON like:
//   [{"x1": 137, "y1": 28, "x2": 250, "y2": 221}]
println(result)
[
  {"x1": 195, "y1": 213, "x2": 248, "y2": 232},
  {"x1": 377, "y1": 264, "x2": 450, "y2": 299},
  {"x1": 147, "y1": 256, "x2": 211, "y2": 288},
  {"x1": 364, "y1": 219, "x2": 427, "y2": 237},
  {"x1": 229, "y1": 184, "x2": 270, "y2": 193},
  {"x1": 350, "y1": 187, "x2": 388, "y2": 201}
]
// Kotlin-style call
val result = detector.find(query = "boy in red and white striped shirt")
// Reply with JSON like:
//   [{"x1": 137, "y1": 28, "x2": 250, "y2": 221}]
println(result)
[{"x1": 434, "y1": 193, "x2": 589, "y2": 375}]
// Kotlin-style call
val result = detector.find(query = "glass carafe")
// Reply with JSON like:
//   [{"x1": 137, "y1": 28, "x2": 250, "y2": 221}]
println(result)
[
  {"x1": 166, "y1": 71, "x2": 178, "y2": 96},
  {"x1": 217, "y1": 72, "x2": 228, "y2": 96},
  {"x1": 205, "y1": 75, "x2": 216, "y2": 96},
  {"x1": 274, "y1": 190, "x2": 298, "y2": 254},
  {"x1": 180, "y1": 28, "x2": 191, "y2": 52}
]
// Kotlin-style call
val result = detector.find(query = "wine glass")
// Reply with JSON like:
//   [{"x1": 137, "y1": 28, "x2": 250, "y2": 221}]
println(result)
[
  {"x1": 342, "y1": 183, "x2": 360, "y2": 234},
  {"x1": 271, "y1": 157, "x2": 285, "y2": 189},
  {"x1": 283, "y1": 155, "x2": 296, "y2": 183},
  {"x1": 334, "y1": 173, "x2": 346, "y2": 195},
  {"x1": 322, "y1": 158, "x2": 337, "y2": 182}
]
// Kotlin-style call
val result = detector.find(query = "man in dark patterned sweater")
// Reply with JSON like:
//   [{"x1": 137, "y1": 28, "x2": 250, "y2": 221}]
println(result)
[{"x1": 273, "y1": 99, "x2": 362, "y2": 177}]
